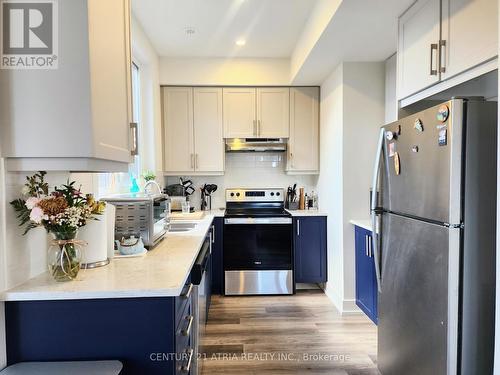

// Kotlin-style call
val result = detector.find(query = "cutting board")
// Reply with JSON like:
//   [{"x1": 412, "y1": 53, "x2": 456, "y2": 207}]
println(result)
[{"x1": 170, "y1": 211, "x2": 206, "y2": 220}]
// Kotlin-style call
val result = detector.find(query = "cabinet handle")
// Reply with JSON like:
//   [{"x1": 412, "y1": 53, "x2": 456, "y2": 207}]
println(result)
[
  {"x1": 195, "y1": 154, "x2": 199, "y2": 169},
  {"x1": 181, "y1": 315, "x2": 194, "y2": 336},
  {"x1": 365, "y1": 235, "x2": 369, "y2": 257},
  {"x1": 430, "y1": 43, "x2": 438, "y2": 76},
  {"x1": 211, "y1": 225, "x2": 215, "y2": 243},
  {"x1": 290, "y1": 152, "x2": 294, "y2": 168},
  {"x1": 368, "y1": 236, "x2": 372, "y2": 257},
  {"x1": 297, "y1": 219, "x2": 300, "y2": 236},
  {"x1": 183, "y1": 283, "x2": 193, "y2": 299},
  {"x1": 190, "y1": 154, "x2": 194, "y2": 169},
  {"x1": 439, "y1": 39, "x2": 446, "y2": 73},
  {"x1": 130, "y1": 122, "x2": 138, "y2": 156},
  {"x1": 181, "y1": 348, "x2": 194, "y2": 373}
]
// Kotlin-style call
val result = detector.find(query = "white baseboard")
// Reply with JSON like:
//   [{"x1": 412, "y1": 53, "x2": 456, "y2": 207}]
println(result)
[{"x1": 324, "y1": 286, "x2": 362, "y2": 315}]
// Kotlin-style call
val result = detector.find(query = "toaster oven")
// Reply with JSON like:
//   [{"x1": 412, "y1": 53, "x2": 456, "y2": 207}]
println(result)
[{"x1": 102, "y1": 193, "x2": 169, "y2": 248}]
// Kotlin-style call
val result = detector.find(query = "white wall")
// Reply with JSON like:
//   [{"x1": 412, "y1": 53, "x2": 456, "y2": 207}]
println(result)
[
  {"x1": 159, "y1": 57, "x2": 290, "y2": 86},
  {"x1": 385, "y1": 53, "x2": 398, "y2": 123},
  {"x1": 319, "y1": 62, "x2": 385, "y2": 313},
  {"x1": 318, "y1": 64, "x2": 345, "y2": 309},
  {"x1": 290, "y1": 0, "x2": 342, "y2": 82},
  {"x1": 165, "y1": 153, "x2": 317, "y2": 210}
]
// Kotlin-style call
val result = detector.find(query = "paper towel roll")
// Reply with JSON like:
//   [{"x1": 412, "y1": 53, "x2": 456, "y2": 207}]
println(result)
[{"x1": 79, "y1": 206, "x2": 114, "y2": 267}]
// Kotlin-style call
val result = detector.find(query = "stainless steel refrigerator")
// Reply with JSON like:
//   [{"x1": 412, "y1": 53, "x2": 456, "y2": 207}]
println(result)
[{"x1": 371, "y1": 98, "x2": 497, "y2": 375}]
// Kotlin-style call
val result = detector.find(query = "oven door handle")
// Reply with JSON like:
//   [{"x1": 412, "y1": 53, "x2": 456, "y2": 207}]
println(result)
[{"x1": 224, "y1": 218, "x2": 292, "y2": 225}]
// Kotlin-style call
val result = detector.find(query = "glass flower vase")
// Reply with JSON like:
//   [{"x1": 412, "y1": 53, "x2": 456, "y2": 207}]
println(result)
[{"x1": 48, "y1": 230, "x2": 83, "y2": 282}]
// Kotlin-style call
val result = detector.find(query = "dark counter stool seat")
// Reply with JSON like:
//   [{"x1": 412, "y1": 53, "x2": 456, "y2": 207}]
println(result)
[{"x1": 0, "y1": 361, "x2": 123, "y2": 374}]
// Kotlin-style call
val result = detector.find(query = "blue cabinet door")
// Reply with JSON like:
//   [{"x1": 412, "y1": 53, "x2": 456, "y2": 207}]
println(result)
[
  {"x1": 355, "y1": 226, "x2": 378, "y2": 324},
  {"x1": 211, "y1": 217, "x2": 224, "y2": 295},
  {"x1": 294, "y1": 216, "x2": 327, "y2": 283}
]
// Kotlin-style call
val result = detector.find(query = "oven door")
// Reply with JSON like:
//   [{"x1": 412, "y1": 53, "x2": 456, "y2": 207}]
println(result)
[{"x1": 223, "y1": 217, "x2": 293, "y2": 295}]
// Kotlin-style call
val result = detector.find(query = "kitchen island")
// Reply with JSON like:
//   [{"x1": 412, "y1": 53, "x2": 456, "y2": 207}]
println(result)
[{"x1": 2, "y1": 211, "x2": 223, "y2": 375}]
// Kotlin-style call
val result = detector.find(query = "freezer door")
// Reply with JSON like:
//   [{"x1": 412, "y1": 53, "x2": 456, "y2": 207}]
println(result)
[
  {"x1": 380, "y1": 100, "x2": 463, "y2": 224},
  {"x1": 377, "y1": 213, "x2": 459, "y2": 375}
]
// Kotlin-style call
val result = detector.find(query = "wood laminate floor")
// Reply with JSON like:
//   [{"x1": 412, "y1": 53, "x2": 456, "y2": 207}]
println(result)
[{"x1": 200, "y1": 290, "x2": 379, "y2": 375}]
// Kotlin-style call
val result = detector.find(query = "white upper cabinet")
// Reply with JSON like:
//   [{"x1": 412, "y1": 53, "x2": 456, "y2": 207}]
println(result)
[
  {"x1": 257, "y1": 88, "x2": 290, "y2": 138},
  {"x1": 0, "y1": 0, "x2": 133, "y2": 172},
  {"x1": 193, "y1": 88, "x2": 224, "y2": 174},
  {"x1": 440, "y1": 0, "x2": 498, "y2": 80},
  {"x1": 223, "y1": 88, "x2": 256, "y2": 138},
  {"x1": 397, "y1": 0, "x2": 498, "y2": 100},
  {"x1": 162, "y1": 87, "x2": 224, "y2": 175},
  {"x1": 398, "y1": 0, "x2": 441, "y2": 100},
  {"x1": 162, "y1": 87, "x2": 194, "y2": 173},
  {"x1": 287, "y1": 87, "x2": 319, "y2": 174},
  {"x1": 223, "y1": 87, "x2": 290, "y2": 138}
]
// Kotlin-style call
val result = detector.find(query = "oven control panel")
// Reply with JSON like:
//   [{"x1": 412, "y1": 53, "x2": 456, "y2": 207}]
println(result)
[{"x1": 226, "y1": 188, "x2": 285, "y2": 202}]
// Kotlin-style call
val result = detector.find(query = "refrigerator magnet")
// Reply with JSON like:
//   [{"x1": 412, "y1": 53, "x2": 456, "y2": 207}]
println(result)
[
  {"x1": 437, "y1": 105, "x2": 449, "y2": 122},
  {"x1": 388, "y1": 142, "x2": 396, "y2": 157},
  {"x1": 414, "y1": 118, "x2": 424, "y2": 132},
  {"x1": 437, "y1": 124, "x2": 447, "y2": 146},
  {"x1": 394, "y1": 152, "x2": 400, "y2": 175}
]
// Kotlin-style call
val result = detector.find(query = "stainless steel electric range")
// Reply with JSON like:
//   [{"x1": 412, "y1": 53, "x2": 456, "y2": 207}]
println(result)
[{"x1": 223, "y1": 188, "x2": 293, "y2": 295}]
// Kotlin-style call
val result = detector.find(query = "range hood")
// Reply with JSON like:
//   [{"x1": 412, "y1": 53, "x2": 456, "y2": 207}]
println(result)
[{"x1": 225, "y1": 138, "x2": 287, "y2": 152}]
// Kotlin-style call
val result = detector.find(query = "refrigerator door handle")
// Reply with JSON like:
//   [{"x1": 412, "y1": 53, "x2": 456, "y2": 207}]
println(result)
[{"x1": 371, "y1": 128, "x2": 385, "y2": 293}]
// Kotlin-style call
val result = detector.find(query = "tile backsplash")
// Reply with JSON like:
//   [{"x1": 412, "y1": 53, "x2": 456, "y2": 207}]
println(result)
[
  {"x1": 3, "y1": 171, "x2": 70, "y2": 289},
  {"x1": 166, "y1": 153, "x2": 318, "y2": 210}
]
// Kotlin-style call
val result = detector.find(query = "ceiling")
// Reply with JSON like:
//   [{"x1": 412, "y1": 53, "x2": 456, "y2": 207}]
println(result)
[
  {"x1": 292, "y1": 0, "x2": 416, "y2": 84},
  {"x1": 131, "y1": 0, "x2": 318, "y2": 58}
]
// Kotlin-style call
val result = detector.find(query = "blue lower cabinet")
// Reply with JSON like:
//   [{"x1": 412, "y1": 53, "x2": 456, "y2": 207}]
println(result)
[
  {"x1": 354, "y1": 225, "x2": 378, "y2": 324},
  {"x1": 294, "y1": 216, "x2": 327, "y2": 284},
  {"x1": 5, "y1": 280, "x2": 196, "y2": 374},
  {"x1": 211, "y1": 217, "x2": 224, "y2": 295}
]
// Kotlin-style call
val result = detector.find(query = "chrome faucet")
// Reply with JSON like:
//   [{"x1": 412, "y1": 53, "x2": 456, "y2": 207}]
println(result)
[{"x1": 144, "y1": 180, "x2": 162, "y2": 196}]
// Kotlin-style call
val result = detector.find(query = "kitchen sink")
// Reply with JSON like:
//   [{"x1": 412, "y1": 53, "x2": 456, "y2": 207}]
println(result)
[{"x1": 168, "y1": 222, "x2": 198, "y2": 232}]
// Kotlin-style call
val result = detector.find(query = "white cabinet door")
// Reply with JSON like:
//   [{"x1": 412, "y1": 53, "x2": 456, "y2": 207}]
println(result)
[
  {"x1": 397, "y1": 0, "x2": 441, "y2": 99},
  {"x1": 256, "y1": 88, "x2": 290, "y2": 138},
  {"x1": 223, "y1": 88, "x2": 256, "y2": 138},
  {"x1": 89, "y1": 0, "x2": 133, "y2": 163},
  {"x1": 287, "y1": 87, "x2": 319, "y2": 174},
  {"x1": 441, "y1": 0, "x2": 498, "y2": 79},
  {"x1": 193, "y1": 88, "x2": 224, "y2": 173},
  {"x1": 162, "y1": 87, "x2": 194, "y2": 173}
]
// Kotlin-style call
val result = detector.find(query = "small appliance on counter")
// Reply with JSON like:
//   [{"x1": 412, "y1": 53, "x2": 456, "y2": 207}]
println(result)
[
  {"x1": 165, "y1": 178, "x2": 196, "y2": 212},
  {"x1": 102, "y1": 192, "x2": 169, "y2": 248},
  {"x1": 114, "y1": 236, "x2": 146, "y2": 256},
  {"x1": 200, "y1": 184, "x2": 218, "y2": 211}
]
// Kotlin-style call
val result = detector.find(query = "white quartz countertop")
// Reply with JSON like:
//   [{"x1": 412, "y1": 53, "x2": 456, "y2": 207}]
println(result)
[
  {"x1": 349, "y1": 219, "x2": 373, "y2": 231},
  {"x1": 2, "y1": 213, "x2": 218, "y2": 302},
  {"x1": 286, "y1": 209, "x2": 327, "y2": 217}
]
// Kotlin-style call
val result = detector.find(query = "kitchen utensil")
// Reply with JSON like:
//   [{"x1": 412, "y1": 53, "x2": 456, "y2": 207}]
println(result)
[
  {"x1": 299, "y1": 187, "x2": 305, "y2": 210},
  {"x1": 164, "y1": 184, "x2": 185, "y2": 196}
]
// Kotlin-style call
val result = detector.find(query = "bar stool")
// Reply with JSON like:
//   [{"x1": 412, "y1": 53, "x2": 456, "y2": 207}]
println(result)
[{"x1": 0, "y1": 361, "x2": 123, "y2": 374}]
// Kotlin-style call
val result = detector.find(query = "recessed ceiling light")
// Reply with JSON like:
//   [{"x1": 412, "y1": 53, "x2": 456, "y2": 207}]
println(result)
[
  {"x1": 236, "y1": 39, "x2": 246, "y2": 46},
  {"x1": 184, "y1": 27, "x2": 196, "y2": 36}
]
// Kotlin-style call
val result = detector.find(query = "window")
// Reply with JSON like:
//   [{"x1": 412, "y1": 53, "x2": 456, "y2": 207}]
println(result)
[
  {"x1": 97, "y1": 62, "x2": 142, "y2": 198},
  {"x1": 130, "y1": 62, "x2": 141, "y2": 178}
]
